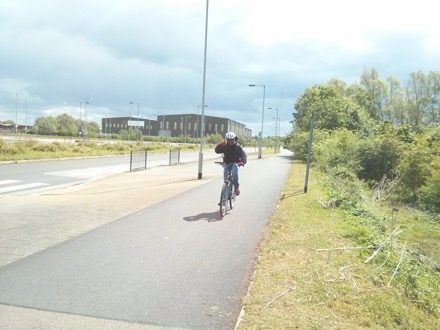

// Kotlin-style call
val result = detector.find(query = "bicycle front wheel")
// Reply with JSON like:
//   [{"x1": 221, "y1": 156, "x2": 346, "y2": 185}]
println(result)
[
  {"x1": 219, "y1": 182, "x2": 229, "y2": 217},
  {"x1": 229, "y1": 185, "x2": 236, "y2": 209}
]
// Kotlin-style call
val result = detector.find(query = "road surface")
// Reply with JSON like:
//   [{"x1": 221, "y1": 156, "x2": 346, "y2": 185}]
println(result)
[{"x1": 0, "y1": 150, "x2": 293, "y2": 329}]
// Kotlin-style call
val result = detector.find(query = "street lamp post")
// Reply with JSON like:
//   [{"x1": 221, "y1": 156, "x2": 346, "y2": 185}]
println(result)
[
  {"x1": 162, "y1": 115, "x2": 166, "y2": 136},
  {"x1": 84, "y1": 101, "x2": 89, "y2": 140},
  {"x1": 268, "y1": 107, "x2": 279, "y2": 152},
  {"x1": 25, "y1": 99, "x2": 27, "y2": 132},
  {"x1": 129, "y1": 101, "x2": 133, "y2": 140},
  {"x1": 137, "y1": 103, "x2": 140, "y2": 142},
  {"x1": 198, "y1": 0, "x2": 209, "y2": 180},
  {"x1": 15, "y1": 93, "x2": 18, "y2": 135},
  {"x1": 181, "y1": 117, "x2": 184, "y2": 137},
  {"x1": 185, "y1": 116, "x2": 191, "y2": 142},
  {"x1": 148, "y1": 114, "x2": 156, "y2": 136},
  {"x1": 197, "y1": 105, "x2": 208, "y2": 139},
  {"x1": 249, "y1": 84, "x2": 266, "y2": 158}
]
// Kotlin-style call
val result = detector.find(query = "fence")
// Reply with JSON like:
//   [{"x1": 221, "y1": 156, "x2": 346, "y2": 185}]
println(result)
[
  {"x1": 130, "y1": 149, "x2": 181, "y2": 171},
  {"x1": 130, "y1": 150, "x2": 148, "y2": 171},
  {"x1": 169, "y1": 149, "x2": 181, "y2": 165}
]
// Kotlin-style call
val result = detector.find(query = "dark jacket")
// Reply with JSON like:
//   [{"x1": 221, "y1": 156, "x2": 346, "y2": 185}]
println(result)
[{"x1": 215, "y1": 142, "x2": 247, "y2": 165}]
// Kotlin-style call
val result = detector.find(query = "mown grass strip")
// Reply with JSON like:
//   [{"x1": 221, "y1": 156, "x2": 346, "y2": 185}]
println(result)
[{"x1": 238, "y1": 160, "x2": 439, "y2": 329}]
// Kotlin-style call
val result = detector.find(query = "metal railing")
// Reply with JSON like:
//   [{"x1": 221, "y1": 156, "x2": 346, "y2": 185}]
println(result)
[{"x1": 130, "y1": 149, "x2": 181, "y2": 171}]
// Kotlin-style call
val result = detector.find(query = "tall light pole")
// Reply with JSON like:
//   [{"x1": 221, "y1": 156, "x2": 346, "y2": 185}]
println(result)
[
  {"x1": 161, "y1": 114, "x2": 166, "y2": 136},
  {"x1": 137, "y1": 103, "x2": 140, "y2": 142},
  {"x1": 198, "y1": 0, "x2": 209, "y2": 180},
  {"x1": 185, "y1": 115, "x2": 191, "y2": 142},
  {"x1": 15, "y1": 93, "x2": 18, "y2": 135},
  {"x1": 249, "y1": 84, "x2": 266, "y2": 158},
  {"x1": 79, "y1": 102, "x2": 83, "y2": 138},
  {"x1": 25, "y1": 99, "x2": 28, "y2": 133},
  {"x1": 84, "y1": 101, "x2": 89, "y2": 140},
  {"x1": 197, "y1": 105, "x2": 208, "y2": 139},
  {"x1": 148, "y1": 114, "x2": 156, "y2": 136},
  {"x1": 180, "y1": 116, "x2": 184, "y2": 137},
  {"x1": 268, "y1": 107, "x2": 278, "y2": 152},
  {"x1": 129, "y1": 101, "x2": 133, "y2": 140}
]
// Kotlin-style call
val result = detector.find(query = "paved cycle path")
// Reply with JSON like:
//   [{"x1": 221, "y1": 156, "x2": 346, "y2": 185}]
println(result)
[{"x1": 0, "y1": 150, "x2": 293, "y2": 329}]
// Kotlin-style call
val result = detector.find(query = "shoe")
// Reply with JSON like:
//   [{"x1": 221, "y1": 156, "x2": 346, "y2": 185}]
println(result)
[{"x1": 235, "y1": 187, "x2": 240, "y2": 196}]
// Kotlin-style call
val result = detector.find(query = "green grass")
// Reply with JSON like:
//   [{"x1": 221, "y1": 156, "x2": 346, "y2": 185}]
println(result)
[
  {"x1": 237, "y1": 160, "x2": 439, "y2": 329},
  {"x1": 0, "y1": 138, "x2": 212, "y2": 162}
]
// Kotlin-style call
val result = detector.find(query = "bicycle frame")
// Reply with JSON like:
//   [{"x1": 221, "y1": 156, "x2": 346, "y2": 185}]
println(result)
[{"x1": 216, "y1": 162, "x2": 236, "y2": 217}]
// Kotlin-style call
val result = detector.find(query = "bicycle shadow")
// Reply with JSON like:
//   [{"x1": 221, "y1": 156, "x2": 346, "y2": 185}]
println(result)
[{"x1": 183, "y1": 211, "x2": 223, "y2": 222}]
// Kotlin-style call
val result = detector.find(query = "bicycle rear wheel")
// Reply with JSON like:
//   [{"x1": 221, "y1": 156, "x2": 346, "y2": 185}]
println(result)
[{"x1": 219, "y1": 182, "x2": 229, "y2": 217}]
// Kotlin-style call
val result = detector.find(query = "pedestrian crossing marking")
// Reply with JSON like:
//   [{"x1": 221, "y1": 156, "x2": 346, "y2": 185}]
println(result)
[
  {"x1": 0, "y1": 180, "x2": 21, "y2": 185},
  {"x1": 0, "y1": 182, "x2": 50, "y2": 194},
  {"x1": 45, "y1": 165, "x2": 128, "y2": 178}
]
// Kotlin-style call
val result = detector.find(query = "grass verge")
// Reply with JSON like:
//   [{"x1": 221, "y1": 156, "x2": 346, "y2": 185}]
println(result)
[
  {"x1": 237, "y1": 160, "x2": 439, "y2": 329},
  {"x1": 0, "y1": 138, "x2": 209, "y2": 162}
]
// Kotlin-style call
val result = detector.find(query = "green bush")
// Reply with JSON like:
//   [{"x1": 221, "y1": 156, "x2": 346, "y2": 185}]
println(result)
[
  {"x1": 419, "y1": 157, "x2": 440, "y2": 213},
  {"x1": 314, "y1": 129, "x2": 362, "y2": 174},
  {"x1": 397, "y1": 138, "x2": 432, "y2": 203},
  {"x1": 358, "y1": 133, "x2": 402, "y2": 182}
]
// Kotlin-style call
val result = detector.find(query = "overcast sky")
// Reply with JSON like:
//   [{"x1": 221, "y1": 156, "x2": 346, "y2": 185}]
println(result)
[{"x1": 1, "y1": 0, "x2": 439, "y2": 136}]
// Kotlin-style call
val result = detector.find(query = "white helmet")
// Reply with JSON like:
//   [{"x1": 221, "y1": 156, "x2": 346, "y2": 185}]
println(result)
[{"x1": 225, "y1": 132, "x2": 236, "y2": 140}]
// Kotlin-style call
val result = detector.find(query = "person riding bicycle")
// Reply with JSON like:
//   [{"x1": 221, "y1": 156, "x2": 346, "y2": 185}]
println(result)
[{"x1": 215, "y1": 132, "x2": 247, "y2": 196}]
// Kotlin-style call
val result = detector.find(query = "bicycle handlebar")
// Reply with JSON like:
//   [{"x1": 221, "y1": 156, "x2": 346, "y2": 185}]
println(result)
[{"x1": 215, "y1": 161, "x2": 244, "y2": 168}]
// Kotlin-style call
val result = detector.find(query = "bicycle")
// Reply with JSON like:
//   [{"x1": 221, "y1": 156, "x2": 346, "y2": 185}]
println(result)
[{"x1": 215, "y1": 162, "x2": 237, "y2": 218}]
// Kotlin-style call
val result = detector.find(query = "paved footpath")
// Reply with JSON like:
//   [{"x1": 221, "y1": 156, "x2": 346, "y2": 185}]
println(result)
[{"x1": 0, "y1": 153, "x2": 261, "y2": 329}]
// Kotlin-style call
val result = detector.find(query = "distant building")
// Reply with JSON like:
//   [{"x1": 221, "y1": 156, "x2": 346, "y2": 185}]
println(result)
[
  {"x1": 0, "y1": 123, "x2": 32, "y2": 133},
  {"x1": 102, "y1": 114, "x2": 252, "y2": 139}
]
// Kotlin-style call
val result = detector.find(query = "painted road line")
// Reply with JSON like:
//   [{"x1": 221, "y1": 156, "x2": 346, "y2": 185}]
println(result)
[
  {"x1": 0, "y1": 182, "x2": 50, "y2": 194},
  {"x1": 45, "y1": 165, "x2": 128, "y2": 179},
  {"x1": 0, "y1": 180, "x2": 21, "y2": 185}
]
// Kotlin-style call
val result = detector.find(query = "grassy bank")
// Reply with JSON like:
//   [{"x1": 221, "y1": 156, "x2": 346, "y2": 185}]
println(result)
[{"x1": 238, "y1": 160, "x2": 439, "y2": 329}]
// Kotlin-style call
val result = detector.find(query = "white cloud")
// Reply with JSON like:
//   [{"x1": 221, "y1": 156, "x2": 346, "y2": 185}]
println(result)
[{"x1": 0, "y1": 0, "x2": 439, "y2": 136}]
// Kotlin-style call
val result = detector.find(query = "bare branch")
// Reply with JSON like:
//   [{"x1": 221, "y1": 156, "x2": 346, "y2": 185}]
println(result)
[
  {"x1": 261, "y1": 287, "x2": 295, "y2": 311},
  {"x1": 388, "y1": 245, "x2": 406, "y2": 287}
]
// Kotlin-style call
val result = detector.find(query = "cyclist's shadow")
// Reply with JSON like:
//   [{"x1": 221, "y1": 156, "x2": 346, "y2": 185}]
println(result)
[{"x1": 183, "y1": 211, "x2": 223, "y2": 222}]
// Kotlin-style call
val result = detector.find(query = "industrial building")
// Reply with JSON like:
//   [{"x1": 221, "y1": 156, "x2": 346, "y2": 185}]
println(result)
[{"x1": 102, "y1": 114, "x2": 252, "y2": 139}]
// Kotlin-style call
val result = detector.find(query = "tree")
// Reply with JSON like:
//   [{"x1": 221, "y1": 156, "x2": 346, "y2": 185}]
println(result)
[
  {"x1": 292, "y1": 84, "x2": 370, "y2": 133},
  {"x1": 360, "y1": 67, "x2": 388, "y2": 120},
  {"x1": 56, "y1": 113, "x2": 78, "y2": 136},
  {"x1": 426, "y1": 71, "x2": 440, "y2": 124},
  {"x1": 32, "y1": 117, "x2": 58, "y2": 135},
  {"x1": 406, "y1": 71, "x2": 430, "y2": 127},
  {"x1": 386, "y1": 76, "x2": 406, "y2": 124}
]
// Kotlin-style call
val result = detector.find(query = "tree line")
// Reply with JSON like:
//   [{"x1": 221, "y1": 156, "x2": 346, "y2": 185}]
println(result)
[
  {"x1": 285, "y1": 68, "x2": 439, "y2": 213},
  {"x1": 1, "y1": 114, "x2": 101, "y2": 137}
]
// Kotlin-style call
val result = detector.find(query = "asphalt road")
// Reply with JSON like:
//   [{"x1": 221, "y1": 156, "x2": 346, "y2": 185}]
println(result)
[
  {"x1": 0, "y1": 150, "x2": 218, "y2": 195},
  {"x1": 0, "y1": 150, "x2": 293, "y2": 329}
]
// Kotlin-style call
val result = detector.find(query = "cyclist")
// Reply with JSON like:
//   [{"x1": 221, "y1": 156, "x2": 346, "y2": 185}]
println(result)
[{"x1": 215, "y1": 132, "x2": 247, "y2": 196}]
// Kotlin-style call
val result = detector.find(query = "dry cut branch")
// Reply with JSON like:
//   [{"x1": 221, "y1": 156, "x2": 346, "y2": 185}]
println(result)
[
  {"x1": 316, "y1": 246, "x2": 377, "y2": 252},
  {"x1": 261, "y1": 287, "x2": 295, "y2": 311}
]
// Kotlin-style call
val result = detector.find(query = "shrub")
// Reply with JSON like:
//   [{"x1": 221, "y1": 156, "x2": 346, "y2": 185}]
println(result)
[
  {"x1": 397, "y1": 138, "x2": 432, "y2": 203},
  {"x1": 419, "y1": 157, "x2": 440, "y2": 213}
]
